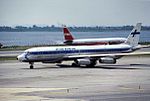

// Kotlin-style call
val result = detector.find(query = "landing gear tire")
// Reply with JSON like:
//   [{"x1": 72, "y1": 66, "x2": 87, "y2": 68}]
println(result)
[
  {"x1": 72, "y1": 60, "x2": 80, "y2": 67},
  {"x1": 30, "y1": 65, "x2": 33, "y2": 69},
  {"x1": 86, "y1": 64, "x2": 95, "y2": 67},
  {"x1": 29, "y1": 62, "x2": 34, "y2": 69},
  {"x1": 72, "y1": 63, "x2": 79, "y2": 67}
]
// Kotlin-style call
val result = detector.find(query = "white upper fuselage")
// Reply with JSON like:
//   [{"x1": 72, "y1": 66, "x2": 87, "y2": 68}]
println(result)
[
  {"x1": 65, "y1": 37, "x2": 127, "y2": 45},
  {"x1": 17, "y1": 44, "x2": 132, "y2": 62},
  {"x1": 73, "y1": 37, "x2": 126, "y2": 43}
]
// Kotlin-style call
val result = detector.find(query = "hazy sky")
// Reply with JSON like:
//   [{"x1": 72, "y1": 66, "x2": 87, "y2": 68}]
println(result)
[{"x1": 0, "y1": 0, "x2": 150, "y2": 26}]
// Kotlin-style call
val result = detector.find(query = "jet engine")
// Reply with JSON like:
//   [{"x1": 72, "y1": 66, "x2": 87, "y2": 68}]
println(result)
[
  {"x1": 99, "y1": 57, "x2": 116, "y2": 64},
  {"x1": 76, "y1": 58, "x2": 91, "y2": 65}
]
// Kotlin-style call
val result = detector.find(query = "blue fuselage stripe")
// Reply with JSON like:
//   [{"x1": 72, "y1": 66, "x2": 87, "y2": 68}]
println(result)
[{"x1": 29, "y1": 48, "x2": 130, "y2": 55}]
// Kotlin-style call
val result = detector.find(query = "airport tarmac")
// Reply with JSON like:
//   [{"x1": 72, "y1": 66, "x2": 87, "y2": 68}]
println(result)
[{"x1": 0, "y1": 54, "x2": 150, "y2": 101}]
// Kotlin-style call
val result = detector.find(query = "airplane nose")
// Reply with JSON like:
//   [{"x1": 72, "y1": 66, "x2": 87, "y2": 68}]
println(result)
[
  {"x1": 17, "y1": 54, "x2": 26, "y2": 61},
  {"x1": 17, "y1": 55, "x2": 22, "y2": 61}
]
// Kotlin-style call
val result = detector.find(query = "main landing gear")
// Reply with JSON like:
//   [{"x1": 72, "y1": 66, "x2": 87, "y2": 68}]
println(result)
[{"x1": 29, "y1": 62, "x2": 34, "y2": 69}]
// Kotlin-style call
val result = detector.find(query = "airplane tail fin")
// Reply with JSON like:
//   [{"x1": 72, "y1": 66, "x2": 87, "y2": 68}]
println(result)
[
  {"x1": 125, "y1": 23, "x2": 142, "y2": 48},
  {"x1": 63, "y1": 26, "x2": 74, "y2": 41}
]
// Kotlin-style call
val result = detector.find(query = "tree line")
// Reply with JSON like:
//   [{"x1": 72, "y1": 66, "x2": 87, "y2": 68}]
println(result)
[{"x1": 0, "y1": 25, "x2": 150, "y2": 32}]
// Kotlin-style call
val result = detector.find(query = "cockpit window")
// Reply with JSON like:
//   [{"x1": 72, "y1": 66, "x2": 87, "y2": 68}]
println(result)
[{"x1": 24, "y1": 51, "x2": 30, "y2": 55}]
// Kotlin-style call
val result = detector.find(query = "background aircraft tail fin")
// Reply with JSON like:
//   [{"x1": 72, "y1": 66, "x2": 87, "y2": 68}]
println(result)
[
  {"x1": 125, "y1": 23, "x2": 142, "y2": 48},
  {"x1": 63, "y1": 26, "x2": 74, "y2": 41}
]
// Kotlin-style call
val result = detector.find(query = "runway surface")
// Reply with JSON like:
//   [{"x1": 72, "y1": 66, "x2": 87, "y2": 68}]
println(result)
[{"x1": 0, "y1": 54, "x2": 150, "y2": 101}]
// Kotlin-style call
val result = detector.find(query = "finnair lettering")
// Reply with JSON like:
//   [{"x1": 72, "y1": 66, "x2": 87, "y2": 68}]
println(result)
[{"x1": 56, "y1": 48, "x2": 76, "y2": 51}]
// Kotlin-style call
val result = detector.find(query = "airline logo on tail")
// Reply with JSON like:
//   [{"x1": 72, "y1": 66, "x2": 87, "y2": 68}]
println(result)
[
  {"x1": 63, "y1": 27, "x2": 74, "y2": 41},
  {"x1": 125, "y1": 23, "x2": 141, "y2": 48},
  {"x1": 131, "y1": 30, "x2": 140, "y2": 37}
]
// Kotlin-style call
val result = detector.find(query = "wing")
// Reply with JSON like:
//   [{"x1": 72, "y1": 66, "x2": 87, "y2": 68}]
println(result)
[{"x1": 65, "y1": 52, "x2": 150, "y2": 59}]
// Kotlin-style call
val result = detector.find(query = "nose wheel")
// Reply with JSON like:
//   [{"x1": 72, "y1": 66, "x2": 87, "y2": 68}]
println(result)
[{"x1": 29, "y1": 62, "x2": 34, "y2": 69}]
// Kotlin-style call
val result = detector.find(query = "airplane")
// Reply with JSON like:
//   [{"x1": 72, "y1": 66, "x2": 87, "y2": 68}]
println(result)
[
  {"x1": 17, "y1": 23, "x2": 150, "y2": 69},
  {"x1": 63, "y1": 25, "x2": 127, "y2": 45}
]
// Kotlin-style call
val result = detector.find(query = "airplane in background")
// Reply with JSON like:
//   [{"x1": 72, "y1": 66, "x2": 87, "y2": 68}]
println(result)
[
  {"x1": 63, "y1": 25, "x2": 127, "y2": 45},
  {"x1": 17, "y1": 23, "x2": 150, "y2": 69}
]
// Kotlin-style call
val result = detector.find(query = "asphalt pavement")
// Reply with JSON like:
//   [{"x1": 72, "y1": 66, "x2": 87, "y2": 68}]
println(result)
[{"x1": 0, "y1": 54, "x2": 150, "y2": 101}]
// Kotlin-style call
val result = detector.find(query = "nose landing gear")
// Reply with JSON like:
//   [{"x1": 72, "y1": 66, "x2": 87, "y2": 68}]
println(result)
[{"x1": 29, "y1": 62, "x2": 34, "y2": 69}]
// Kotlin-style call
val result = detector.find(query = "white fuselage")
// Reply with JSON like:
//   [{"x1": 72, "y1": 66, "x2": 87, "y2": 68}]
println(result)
[
  {"x1": 73, "y1": 38, "x2": 126, "y2": 43},
  {"x1": 17, "y1": 44, "x2": 132, "y2": 62},
  {"x1": 65, "y1": 37, "x2": 126, "y2": 45}
]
